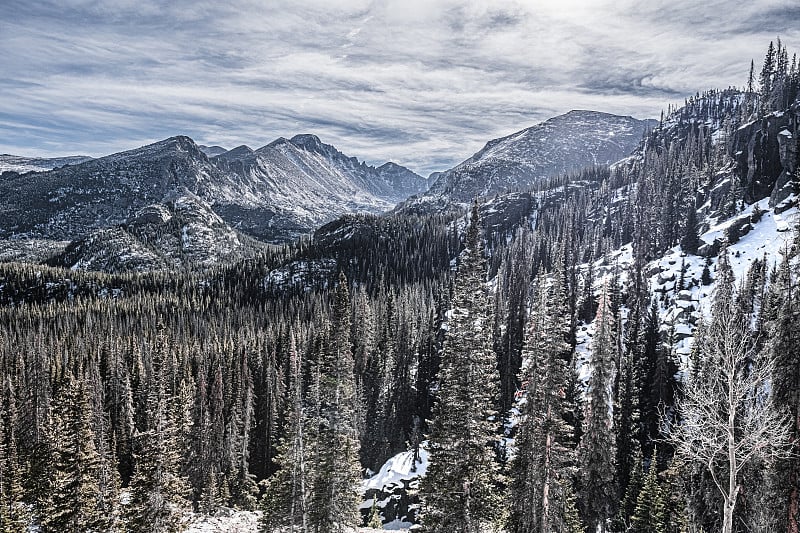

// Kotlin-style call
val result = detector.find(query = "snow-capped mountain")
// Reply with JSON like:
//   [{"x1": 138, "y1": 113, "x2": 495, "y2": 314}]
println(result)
[
  {"x1": 211, "y1": 134, "x2": 429, "y2": 240},
  {"x1": 400, "y1": 110, "x2": 657, "y2": 212},
  {"x1": 0, "y1": 154, "x2": 93, "y2": 174},
  {"x1": 0, "y1": 134, "x2": 428, "y2": 251}
]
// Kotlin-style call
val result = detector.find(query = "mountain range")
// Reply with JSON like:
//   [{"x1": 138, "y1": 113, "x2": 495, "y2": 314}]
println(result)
[{"x1": 0, "y1": 110, "x2": 654, "y2": 271}]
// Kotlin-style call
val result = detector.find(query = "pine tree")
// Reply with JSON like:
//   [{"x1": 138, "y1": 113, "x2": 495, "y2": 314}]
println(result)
[
  {"x1": 260, "y1": 334, "x2": 310, "y2": 533},
  {"x1": 561, "y1": 481, "x2": 583, "y2": 533},
  {"x1": 42, "y1": 375, "x2": 105, "y2": 533},
  {"x1": 421, "y1": 201, "x2": 503, "y2": 533},
  {"x1": 680, "y1": 205, "x2": 700, "y2": 254},
  {"x1": 366, "y1": 499, "x2": 382, "y2": 529},
  {"x1": 760, "y1": 252, "x2": 800, "y2": 531},
  {"x1": 578, "y1": 282, "x2": 618, "y2": 533},
  {"x1": 510, "y1": 269, "x2": 578, "y2": 533},
  {"x1": 308, "y1": 272, "x2": 362, "y2": 533},
  {"x1": 199, "y1": 467, "x2": 222, "y2": 516},
  {"x1": 0, "y1": 380, "x2": 25, "y2": 532},
  {"x1": 760, "y1": 41, "x2": 777, "y2": 114},
  {"x1": 745, "y1": 58, "x2": 757, "y2": 118},
  {"x1": 610, "y1": 450, "x2": 643, "y2": 533},
  {"x1": 629, "y1": 453, "x2": 667, "y2": 533}
]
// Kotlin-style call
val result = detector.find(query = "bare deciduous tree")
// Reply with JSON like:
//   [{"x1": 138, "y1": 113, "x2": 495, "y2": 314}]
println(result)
[{"x1": 669, "y1": 278, "x2": 793, "y2": 533}]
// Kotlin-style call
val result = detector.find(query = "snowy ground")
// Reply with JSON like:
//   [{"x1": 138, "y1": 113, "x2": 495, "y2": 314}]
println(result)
[
  {"x1": 586, "y1": 197, "x2": 797, "y2": 376},
  {"x1": 185, "y1": 510, "x2": 260, "y2": 532}
]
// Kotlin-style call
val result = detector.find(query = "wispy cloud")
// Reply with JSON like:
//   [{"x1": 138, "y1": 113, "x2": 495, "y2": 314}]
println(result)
[{"x1": 1, "y1": 0, "x2": 797, "y2": 175}]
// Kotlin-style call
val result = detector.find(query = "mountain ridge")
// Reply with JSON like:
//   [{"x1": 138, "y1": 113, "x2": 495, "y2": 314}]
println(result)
[
  {"x1": 0, "y1": 133, "x2": 429, "y2": 248},
  {"x1": 399, "y1": 110, "x2": 657, "y2": 213}
]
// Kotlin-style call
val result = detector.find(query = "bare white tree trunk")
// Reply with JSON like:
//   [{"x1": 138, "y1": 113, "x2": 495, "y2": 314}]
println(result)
[{"x1": 670, "y1": 284, "x2": 792, "y2": 533}]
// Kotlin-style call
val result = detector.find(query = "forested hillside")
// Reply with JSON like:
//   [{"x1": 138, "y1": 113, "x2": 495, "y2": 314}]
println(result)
[{"x1": 0, "y1": 40, "x2": 798, "y2": 533}]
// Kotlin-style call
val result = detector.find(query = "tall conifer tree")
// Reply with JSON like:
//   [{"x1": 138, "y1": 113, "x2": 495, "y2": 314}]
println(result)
[
  {"x1": 308, "y1": 272, "x2": 362, "y2": 533},
  {"x1": 578, "y1": 282, "x2": 618, "y2": 532},
  {"x1": 510, "y1": 268, "x2": 579, "y2": 533},
  {"x1": 421, "y1": 201, "x2": 503, "y2": 533}
]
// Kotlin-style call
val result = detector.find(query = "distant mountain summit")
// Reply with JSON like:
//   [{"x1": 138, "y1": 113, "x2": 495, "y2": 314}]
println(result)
[
  {"x1": 401, "y1": 110, "x2": 657, "y2": 212},
  {"x1": 209, "y1": 134, "x2": 428, "y2": 240},
  {"x1": 0, "y1": 154, "x2": 93, "y2": 174}
]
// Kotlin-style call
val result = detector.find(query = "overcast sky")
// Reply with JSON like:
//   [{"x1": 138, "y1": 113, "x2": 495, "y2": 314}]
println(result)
[{"x1": 1, "y1": 1, "x2": 798, "y2": 175}]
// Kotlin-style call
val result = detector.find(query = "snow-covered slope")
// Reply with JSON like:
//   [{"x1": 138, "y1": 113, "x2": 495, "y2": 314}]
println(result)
[
  {"x1": 46, "y1": 193, "x2": 268, "y2": 272},
  {"x1": 361, "y1": 445, "x2": 429, "y2": 530},
  {"x1": 0, "y1": 154, "x2": 93, "y2": 173},
  {"x1": 576, "y1": 198, "x2": 796, "y2": 390},
  {"x1": 212, "y1": 134, "x2": 428, "y2": 240},
  {"x1": 400, "y1": 110, "x2": 656, "y2": 212}
]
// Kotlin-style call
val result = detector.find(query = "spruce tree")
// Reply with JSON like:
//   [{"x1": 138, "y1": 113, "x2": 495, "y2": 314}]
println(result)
[
  {"x1": 421, "y1": 201, "x2": 503, "y2": 533},
  {"x1": 125, "y1": 328, "x2": 190, "y2": 533},
  {"x1": 760, "y1": 41, "x2": 776, "y2": 114},
  {"x1": 629, "y1": 453, "x2": 667, "y2": 533},
  {"x1": 42, "y1": 375, "x2": 105, "y2": 533},
  {"x1": 578, "y1": 282, "x2": 618, "y2": 533},
  {"x1": 761, "y1": 253, "x2": 800, "y2": 531},
  {"x1": 308, "y1": 272, "x2": 362, "y2": 533},
  {"x1": 510, "y1": 269, "x2": 578, "y2": 533},
  {"x1": 0, "y1": 382, "x2": 25, "y2": 532},
  {"x1": 680, "y1": 205, "x2": 700, "y2": 254},
  {"x1": 260, "y1": 334, "x2": 310, "y2": 533}
]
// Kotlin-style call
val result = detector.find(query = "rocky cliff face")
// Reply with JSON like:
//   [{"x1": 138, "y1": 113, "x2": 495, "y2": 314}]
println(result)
[{"x1": 731, "y1": 108, "x2": 798, "y2": 209}]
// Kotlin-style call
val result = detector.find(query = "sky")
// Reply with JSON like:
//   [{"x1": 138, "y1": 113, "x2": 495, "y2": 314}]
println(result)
[{"x1": 1, "y1": 1, "x2": 799, "y2": 176}]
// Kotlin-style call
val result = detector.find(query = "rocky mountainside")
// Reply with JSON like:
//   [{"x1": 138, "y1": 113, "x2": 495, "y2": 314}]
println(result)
[
  {"x1": 400, "y1": 110, "x2": 657, "y2": 213},
  {"x1": 46, "y1": 193, "x2": 269, "y2": 272},
  {"x1": 211, "y1": 134, "x2": 429, "y2": 240},
  {"x1": 0, "y1": 134, "x2": 428, "y2": 259},
  {"x1": 198, "y1": 145, "x2": 228, "y2": 158}
]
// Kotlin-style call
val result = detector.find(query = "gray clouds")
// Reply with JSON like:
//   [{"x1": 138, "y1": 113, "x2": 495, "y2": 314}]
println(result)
[{"x1": 1, "y1": 0, "x2": 798, "y2": 175}]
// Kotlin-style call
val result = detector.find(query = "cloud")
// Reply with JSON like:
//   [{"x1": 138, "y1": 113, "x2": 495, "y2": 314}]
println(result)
[{"x1": 0, "y1": 0, "x2": 798, "y2": 175}]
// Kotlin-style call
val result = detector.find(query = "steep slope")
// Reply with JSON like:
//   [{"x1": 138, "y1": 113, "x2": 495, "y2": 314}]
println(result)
[
  {"x1": 0, "y1": 136, "x2": 228, "y2": 240},
  {"x1": 400, "y1": 110, "x2": 656, "y2": 212},
  {"x1": 46, "y1": 194, "x2": 268, "y2": 272},
  {"x1": 211, "y1": 134, "x2": 429, "y2": 240}
]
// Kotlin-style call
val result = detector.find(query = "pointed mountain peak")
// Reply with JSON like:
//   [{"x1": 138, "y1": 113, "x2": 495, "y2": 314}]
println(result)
[
  {"x1": 288, "y1": 134, "x2": 332, "y2": 154},
  {"x1": 265, "y1": 134, "x2": 338, "y2": 157},
  {"x1": 198, "y1": 145, "x2": 228, "y2": 157},
  {"x1": 290, "y1": 133, "x2": 322, "y2": 147},
  {"x1": 377, "y1": 161, "x2": 405, "y2": 172},
  {"x1": 215, "y1": 145, "x2": 254, "y2": 160}
]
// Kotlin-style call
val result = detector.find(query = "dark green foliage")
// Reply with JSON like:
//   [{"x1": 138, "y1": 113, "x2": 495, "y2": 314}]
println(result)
[
  {"x1": 307, "y1": 272, "x2": 363, "y2": 532},
  {"x1": 0, "y1": 39, "x2": 795, "y2": 532},
  {"x1": 578, "y1": 284, "x2": 618, "y2": 532},
  {"x1": 509, "y1": 268, "x2": 579, "y2": 533},
  {"x1": 42, "y1": 375, "x2": 107, "y2": 533},
  {"x1": 630, "y1": 454, "x2": 667, "y2": 533},
  {"x1": 260, "y1": 335, "x2": 309, "y2": 533},
  {"x1": 421, "y1": 202, "x2": 504, "y2": 533},
  {"x1": 680, "y1": 206, "x2": 700, "y2": 254},
  {"x1": 125, "y1": 328, "x2": 191, "y2": 533}
]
